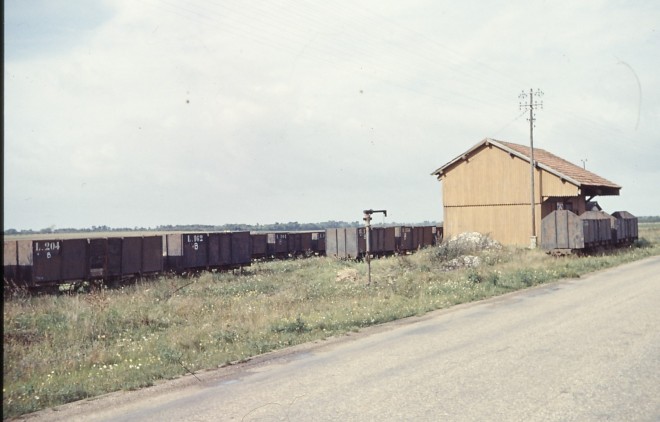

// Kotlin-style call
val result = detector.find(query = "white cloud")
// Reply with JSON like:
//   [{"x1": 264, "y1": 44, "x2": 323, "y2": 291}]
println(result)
[{"x1": 4, "y1": 0, "x2": 660, "y2": 230}]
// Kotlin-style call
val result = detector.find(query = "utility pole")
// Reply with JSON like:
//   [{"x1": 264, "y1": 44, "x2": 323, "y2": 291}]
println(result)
[
  {"x1": 519, "y1": 88, "x2": 543, "y2": 249},
  {"x1": 363, "y1": 209, "x2": 387, "y2": 285}
]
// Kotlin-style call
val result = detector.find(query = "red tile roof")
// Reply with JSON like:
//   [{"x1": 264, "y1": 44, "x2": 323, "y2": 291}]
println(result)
[
  {"x1": 432, "y1": 138, "x2": 621, "y2": 192},
  {"x1": 496, "y1": 140, "x2": 621, "y2": 189}
]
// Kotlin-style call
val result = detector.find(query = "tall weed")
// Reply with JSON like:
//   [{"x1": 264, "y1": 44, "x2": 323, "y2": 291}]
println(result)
[{"x1": 4, "y1": 227, "x2": 658, "y2": 418}]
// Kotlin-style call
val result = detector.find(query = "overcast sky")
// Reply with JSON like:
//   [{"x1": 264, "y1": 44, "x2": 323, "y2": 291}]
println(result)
[{"x1": 4, "y1": 0, "x2": 659, "y2": 231}]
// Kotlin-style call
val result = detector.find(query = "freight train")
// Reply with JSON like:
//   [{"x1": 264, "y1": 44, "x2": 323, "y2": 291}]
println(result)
[
  {"x1": 541, "y1": 210, "x2": 638, "y2": 253},
  {"x1": 3, "y1": 226, "x2": 442, "y2": 291}
]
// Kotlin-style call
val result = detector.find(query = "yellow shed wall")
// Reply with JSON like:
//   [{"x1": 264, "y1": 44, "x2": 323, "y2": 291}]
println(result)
[
  {"x1": 443, "y1": 145, "x2": 579, "y2": 206},
  {"x1": 537, "y1": 169, "x2": 580, "y2": 198},
  {"x1": 440, "y1": 144, "x2": 581, "y2": 246},
  {"x1": 443, "y1": 205, "x2": 542, "y2": 246},
  {"x1": 443, "y1": 145, "x2": 533, "y2": 206}
]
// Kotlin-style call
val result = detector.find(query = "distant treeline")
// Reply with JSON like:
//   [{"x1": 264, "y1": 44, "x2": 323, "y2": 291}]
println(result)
[
  {"x1": 4, "y1": 220, "x2": 441, "y2": 235},
  {"x1": 639, "y1": 216, "x2": 660, "y2": 223}
]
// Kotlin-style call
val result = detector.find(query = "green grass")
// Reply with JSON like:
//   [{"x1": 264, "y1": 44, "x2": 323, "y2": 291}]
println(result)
[{"x1": 3, "y1": 225, "x2": 659, "y2": 419}]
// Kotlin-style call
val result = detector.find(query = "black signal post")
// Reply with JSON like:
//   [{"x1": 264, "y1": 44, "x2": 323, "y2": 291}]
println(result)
[{"x1": 363, "y1": 209, "x2": 387, "y2": 285}]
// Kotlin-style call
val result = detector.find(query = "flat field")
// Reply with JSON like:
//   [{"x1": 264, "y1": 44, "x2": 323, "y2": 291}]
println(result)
[{"x1": 3, "y1": 224, "x2": 659, "y2": 419}]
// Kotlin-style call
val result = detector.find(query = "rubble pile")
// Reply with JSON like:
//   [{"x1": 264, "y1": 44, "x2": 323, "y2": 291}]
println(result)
[
  {"x1": 446, "y1": 232, "x2": 502, "y2": 250},
  {"x1": 435, "y1": 232, "x2": 501, "y2": 270},
  {"x1": 444, "y1": 255, "x2": 482, "y2": 270}
]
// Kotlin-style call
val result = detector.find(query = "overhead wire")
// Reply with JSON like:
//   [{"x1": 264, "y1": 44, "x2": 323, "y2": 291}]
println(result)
[
  {"x1": 148, "y1": 0, "x2": 523, "y2": 113},
  {"x1": 273, "y1": 0, "x2": 521, "y2": 102},
  {"x1": 313, "y1": 0, "x2": 524, "y2": 94},
  {"x1": 141, "y1": 0, "x2": 546, "y2": 138}
]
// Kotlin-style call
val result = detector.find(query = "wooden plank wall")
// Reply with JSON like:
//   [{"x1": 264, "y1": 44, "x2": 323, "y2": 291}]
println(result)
[
  {"x1": 440, "y1": 145, "x2": 580, "y2": 245},
  {"x1": 442, "y1": 145, "x2": 578, "y2": 207},
  {"x1": 443, "y1": 204, "x2": 542, "y2": 246}
]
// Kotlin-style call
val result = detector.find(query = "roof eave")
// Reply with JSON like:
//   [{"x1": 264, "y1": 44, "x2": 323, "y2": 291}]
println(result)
[
  {"x1": 431, "y1": 138, "x2": 621, "y2": 193},
  {"x1": 491, "y1": 140, "x2": 612, "y2": 190},
  {"x1": 581, "y1": 185, "x2": 621, "y2": 197},
  {"x1": 431, "y1": 138, "x2": 492, "y2": 178},
  {"x1": 534, "y1": 162, "x2": 582, "y2": 187}
]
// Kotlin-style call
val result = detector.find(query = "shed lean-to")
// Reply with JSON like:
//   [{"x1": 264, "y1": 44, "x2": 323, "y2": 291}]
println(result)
[{"x1": 431, "y1": 138, "x2": 621, "y2": 246}]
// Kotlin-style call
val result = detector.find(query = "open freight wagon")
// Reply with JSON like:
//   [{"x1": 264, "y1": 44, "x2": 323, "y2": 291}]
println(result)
[
  {"x1": 3, "y1": 236, "x2": 164, "y2": 289},
  {"x1": 541, "y1": 209, "x2": 638, "y2": 253},
  {"x1": 164, "y1": 232, "x2": 251, "y2": 273}
]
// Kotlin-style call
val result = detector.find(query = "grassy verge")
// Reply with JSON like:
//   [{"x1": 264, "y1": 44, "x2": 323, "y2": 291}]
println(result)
[{"x1": 4, "y1": 224, "x2": 659, "y2": 419}]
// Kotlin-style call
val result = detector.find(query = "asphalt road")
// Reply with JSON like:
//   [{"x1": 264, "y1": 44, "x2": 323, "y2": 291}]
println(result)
[{"x1": 27, "y1": 256, "x2": 660, "y2": 421}]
